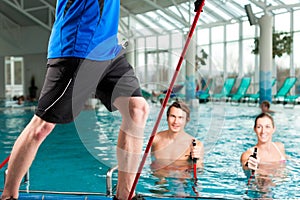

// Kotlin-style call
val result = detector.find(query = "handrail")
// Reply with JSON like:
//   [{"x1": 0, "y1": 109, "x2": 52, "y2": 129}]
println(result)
[
  {"x1": 106, "y1": 165, "x2": 118, "y2": 196},
  {"x1": 4, "y1": 169, "x2": 30, "y2": 193}
]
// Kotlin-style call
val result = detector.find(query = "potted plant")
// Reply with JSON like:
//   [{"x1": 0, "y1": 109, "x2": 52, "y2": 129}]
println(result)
[{"x1": 252, "y1": 31, "x2": 293, "y2": 58}]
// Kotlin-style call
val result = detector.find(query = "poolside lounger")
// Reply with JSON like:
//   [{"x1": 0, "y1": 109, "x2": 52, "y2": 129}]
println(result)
[
  {"x1": 246, "y1": 78, "x2": 276, "y2": 104},
  {"x1": 153, "y1": 84, "x2": 185, "y2": 103},
  {"x1": 157, "y1": 92, "x2": 185, "y2": 103},
  {"x1": 283, "y1": 94, "x2": 300, "y2": 106},
  {"x1": 273, "y1": 76, "x2": 297, "y2": 103},
  {"x1": 211, "y1": 77, "x2": 235, "y2": 101},
  {"x1": 141, "y1": 88, "x2": 152, "y2": 100},
  {"x1": 196, "y1": 80, "x2": 212, "y2": 103},
  {"x1": 230, "y1": 77, "x2": 251, "y2": 104},
  {"x1": 197, "y1": 93, "x2": 210, "y2": 103}
]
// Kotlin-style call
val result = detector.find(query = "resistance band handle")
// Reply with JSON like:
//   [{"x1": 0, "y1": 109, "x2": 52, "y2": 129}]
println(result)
[
  {"x1": 245, "y1": 147, "x2": 257, "y2": 167},
  {"x1": 245, "y1": 147, "x2": 258, "y2": 177},
  {"x1": 251, "y1": 147, "x2": 257, "y2": 173},
  {"x1": 192, "y1": 139, "x2": 198, "y2": 163},
  {"x1": 252, "y1": 147, "x2": 257, "y2": 159},
  {"x1": 194, "y1": 0, "x2": 204, "y2": 12},
  {"x1": 246, "y1": 147, "x2": 258, "y2": 189}
]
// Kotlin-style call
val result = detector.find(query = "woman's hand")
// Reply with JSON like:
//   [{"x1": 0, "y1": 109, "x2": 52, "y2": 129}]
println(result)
[{"x1": 246, "y1": 156, "x2": 260, "y2": 170}]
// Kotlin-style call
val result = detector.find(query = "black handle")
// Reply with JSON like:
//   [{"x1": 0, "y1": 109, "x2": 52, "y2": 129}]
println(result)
[
  {"x1": 194, "y1": 0, "x2": 204, "y2": 12},
  {"x1": 192, "y1": 139, "x2": 197, "y2": 163},
  {"x1": 245, "y1": 147, "x2": 257, "y2": 167},
  {"x1": 252, "y1": 147, "x2": 257, "y2": 159}
]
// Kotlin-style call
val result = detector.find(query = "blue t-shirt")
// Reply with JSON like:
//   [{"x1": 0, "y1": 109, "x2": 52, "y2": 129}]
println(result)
[{"x1": 48, "y1": 0, "x2": 122, "y2": 61}]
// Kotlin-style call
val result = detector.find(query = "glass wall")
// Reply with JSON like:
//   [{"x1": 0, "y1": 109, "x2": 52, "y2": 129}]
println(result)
[
  {"x1": 133, "y1": 8, "x2": 300, "y2": 96},
  {"x1": 5, "y1": 56, "x2": 24, "y2": 99},
  {"x1": 293, "y1": 9, "x2": 300, "y2": 94}
]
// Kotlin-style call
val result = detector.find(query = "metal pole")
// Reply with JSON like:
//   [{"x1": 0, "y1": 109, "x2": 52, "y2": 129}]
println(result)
[{"x1": 127, "y1": 1, "x2": 206, "y2": 199}]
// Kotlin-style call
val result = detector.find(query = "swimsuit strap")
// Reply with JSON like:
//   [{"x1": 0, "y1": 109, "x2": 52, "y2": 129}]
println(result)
[{"x1": 272, "y1": 142, "x2": 285, "y2": 161}]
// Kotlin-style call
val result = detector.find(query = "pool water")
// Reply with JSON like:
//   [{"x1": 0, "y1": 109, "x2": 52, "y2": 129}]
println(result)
[{"x1": 1, "y1": 101, "x2": 300, "y2": 199}]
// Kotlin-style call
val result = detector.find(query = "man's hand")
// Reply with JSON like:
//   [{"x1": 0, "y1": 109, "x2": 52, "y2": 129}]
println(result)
[{"x1": 190, "y1": 142, "x2": 201, "y2": 159}]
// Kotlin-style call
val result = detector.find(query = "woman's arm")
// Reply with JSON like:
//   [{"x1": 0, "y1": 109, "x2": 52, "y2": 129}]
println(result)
[
  {"x1": 241, "y1": 149, "x2": 260, "y2": 171},
  {"x1": 241, "y1": 151, "x2": 251, "y2": 170}
]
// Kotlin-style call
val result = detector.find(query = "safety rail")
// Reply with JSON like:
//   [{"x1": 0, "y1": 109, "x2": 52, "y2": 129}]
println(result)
[
  {"x1": 4, "y1": 169, "x2": 30, "y2": 193},
  {"x1": 1, "y1": 144, "x2": 118, "y2": 197},
  {"x1": 2, "y1": 164, "x2": 118, "y2": 197},
  {"x1": 106, "y1": 165, "x2": 118, "y2": 196}
]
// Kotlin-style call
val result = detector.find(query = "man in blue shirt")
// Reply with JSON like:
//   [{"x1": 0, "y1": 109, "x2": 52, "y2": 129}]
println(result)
[{"x1": 1, "y1": 1, "x2": 149, "y2": 200}]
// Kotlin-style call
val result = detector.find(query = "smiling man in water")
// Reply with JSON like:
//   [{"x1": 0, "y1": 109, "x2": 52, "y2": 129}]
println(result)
[{"x1": 150, "y1": 101, "x2": 204, "y2": 177}]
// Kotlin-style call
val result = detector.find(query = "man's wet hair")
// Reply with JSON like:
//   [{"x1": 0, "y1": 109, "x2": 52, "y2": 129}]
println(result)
[{"x1": 166, "y1": 101, "x2": 190, "y2": 122}]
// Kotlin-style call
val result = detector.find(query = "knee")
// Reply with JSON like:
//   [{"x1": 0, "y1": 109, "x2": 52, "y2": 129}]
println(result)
[
  {"x1": 29, "y1": 116, "x2": 55, "y2": 142},
  {"x1": 130, "y1": 97, "x2": 149, "y2": 123}
]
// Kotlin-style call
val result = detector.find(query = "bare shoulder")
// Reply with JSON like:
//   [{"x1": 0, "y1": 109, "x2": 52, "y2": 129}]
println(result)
[
  {"x1": 240, "y1": 148, "x2": 252, "y2": 163},
  {"x1": 153, "y1": 130, "x2": 167, "y2": 143},
  {"x1": 274, "y1": 141, "x2": 285, "y2": 151}
]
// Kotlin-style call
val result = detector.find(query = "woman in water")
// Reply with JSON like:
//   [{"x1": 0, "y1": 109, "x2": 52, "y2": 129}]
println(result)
[{"x1": 241, "y1": 112, "x2": 287, "y2": 193}]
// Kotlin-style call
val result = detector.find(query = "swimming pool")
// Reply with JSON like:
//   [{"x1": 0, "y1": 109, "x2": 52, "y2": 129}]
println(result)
[{"x1": 1, "y1": 100, "x2": 300, "y2": 199}]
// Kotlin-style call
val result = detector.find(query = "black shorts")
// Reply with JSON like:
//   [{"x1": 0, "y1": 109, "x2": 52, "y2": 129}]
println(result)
[{"x1": 35, "y1": 49, "x2": 142, "y2": 124}]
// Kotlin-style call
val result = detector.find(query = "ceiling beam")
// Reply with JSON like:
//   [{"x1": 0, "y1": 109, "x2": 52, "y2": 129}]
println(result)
[
  {"x1": 152, "y1": 10, "x2": 183, "y2": 30},
  {"x1": 267, "y1": 3, "x2": 300, "y2": 12},
  {"x1": 2, "y1": 0, "x2": 54, "y2": 31},
  {"x1": 120, "y1": 5, "x2": 160, "y2": 37},
  {"x1": 140, "y1": 13, "x2": 173, "y2": 34},
  {"x1": 140, "y1": 0, "x2": 189, "y2": 27},
  {"x1": 171, "y1": 0, "x2": 186, "y2": 22},
  {"x1": 209, "y1": 0, "x2": 240, "y2": 20}
]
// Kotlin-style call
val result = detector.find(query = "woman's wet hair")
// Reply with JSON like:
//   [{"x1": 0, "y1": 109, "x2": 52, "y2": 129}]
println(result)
[
  {"x1": 254, "y1": 112, "x2": 274, "y2": 127},
  {"x1": 166, "y1": 101, "x2": 190, "y2": 122}
]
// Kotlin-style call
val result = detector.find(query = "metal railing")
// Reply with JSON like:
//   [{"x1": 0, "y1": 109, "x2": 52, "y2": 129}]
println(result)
[
  {"x1": 106, "y1": 165, "x2": 118, "y2": 196},
  {"x1": 4, "y1": 169, "x2": 30, "y2": 193},
  {"x1": 2, "y1": 164, "x2": 119, "y2": 197}
]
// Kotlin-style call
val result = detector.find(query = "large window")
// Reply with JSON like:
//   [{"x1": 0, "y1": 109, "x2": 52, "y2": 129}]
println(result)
[
  {"x1": 226, "y1": 42, "x2": 239, "y2": 76},
  {"x1": 274, "y1": 12, "x2": 291, "y2": 72},
  {"x1": 295, "y1": 10, "x2": 300, "y2": 31},
  {"x1": 243, "y1": 39, "x2": 257, "y2": 93},
  {"x1": 5, "y1": 57, "x2": 24, "y2": 99},
  {"x1": 294, "y1": 32, "x2": 300, "y2": 94},
  {"x1": 211, "y1": 43, "x2": 224, "y2": 75},
  {"x1": 226, "y1": 23, "x2": 239, "y2": 41},
  {"x1": 211, "y1": 26, "x2": 224, "y2": 43},
  {"x1": 131, "y1": 7, "x2": 300, "y2": 97},
  {"x1": 197, "y1": 28, "x2": 209, "y2": 46}
]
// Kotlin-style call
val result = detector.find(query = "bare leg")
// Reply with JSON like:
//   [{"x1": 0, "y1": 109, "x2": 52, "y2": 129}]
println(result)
[
  {"x1": 1, "y1": 115, "x2": 55, "y2": 200},
  {"x1": 113, "y1": 97, "x2": 149, "y2": 200}
]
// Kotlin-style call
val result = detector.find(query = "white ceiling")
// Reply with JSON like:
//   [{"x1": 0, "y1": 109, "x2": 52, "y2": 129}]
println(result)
[{"x1": 1, "y1": 0, "x2": 300, "y2": 38}]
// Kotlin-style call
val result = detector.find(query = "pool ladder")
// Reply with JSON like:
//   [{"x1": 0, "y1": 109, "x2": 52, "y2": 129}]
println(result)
[
  {"x1": 4, "y1": 169, "x2": 30, "y2": 192},
  {"x1": 3, "y1": 165, "x2": 118, "y2": 197},
  {"x1": 106, "y1": 165, "x2": 118, "y2": 196}
]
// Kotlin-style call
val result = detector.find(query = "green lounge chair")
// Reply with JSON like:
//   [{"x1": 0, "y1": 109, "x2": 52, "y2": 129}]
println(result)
[
  {"x1": 274, "y1": 76, "x2": 297, "y2": 103},
  {"x1": 141, "y1": 88, "x2": 152, "y2": 100},
  {"x1": 283, "y1": 95, "x2": 300, "y2": 106},
  {"x1": 230, "y1": 77, "x2": 251, "y2": 104},
  {"x1": 211, "y1": 77, "x2": 235, "y2": 101},
  {"x1": 246, "y1": 78, "x2": 276, "y2": 104},
  {"x1": 196, "y1": 80, "x2": 213, "y2": 103},
  {"x1": 157, "y1": 93, "x2": 185, "y2": 104}
]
